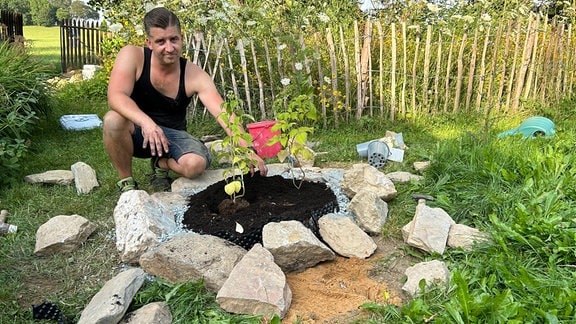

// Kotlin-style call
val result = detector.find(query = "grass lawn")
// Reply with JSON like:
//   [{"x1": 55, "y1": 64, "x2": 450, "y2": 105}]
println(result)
[{"x1": 24, "y1": 26, "x2": 62, "y2": 73}]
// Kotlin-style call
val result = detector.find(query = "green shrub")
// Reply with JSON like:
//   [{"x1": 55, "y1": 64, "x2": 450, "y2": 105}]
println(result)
[
  {"x1": 0, "y1": 41, "x2": 52, "y2": 185},
  {"x1": 50, "y1": 69, "x2": 109, "y2": 114}
]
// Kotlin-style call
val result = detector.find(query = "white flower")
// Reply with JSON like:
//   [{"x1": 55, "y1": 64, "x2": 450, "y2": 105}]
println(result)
[
  {"x1": 463, "y1": 15, "x2": 474, "y2": 24},
  {"x1": 295, "y1": 62, "x2": 303, "y2": 71},
  {"x1": 318, "y1": 12, "x2": 330, "y2": 23},
  {"x1": 181, "y1": 0, "x2": 191, "y2": 5},
  {"x1": 134, "y1": 25, "x2": 144, "y2": 36},
  {"x1": 145, "y1": 3, "x2": 164, "y2": 13},
  {"x1": 246, "y1": 20, "x2": 257, "y2": 26},
  {"x1": 109, "y1": 23, "x2": 123, "y2": 33},
  {"x1": 451, "y1": 14, "x2": 462, "y2": 20},
  {"x1": 215, "y1": 12, "x2": 227, "y2": 21},
  {"x1": 277, "y1": 43, "x2": 287, "y2": 50},
  {"x1": 323, "y1": 76, "x2": 331, "y2": 83},
  {"x1": 427, "y1": 3, "x2": 440, "y2": 14},
  {"x1": 280, "y1": 78, "x2": 291, "y2": 86},
  {"x1": 144, "y1": 3, "x2": 157, "y2": 13},
  {"x1": 197, "y1": 17, "x2": 208, "y2": 26},
  {"x1": 481, "y1": 13, "x2": 492, "y2": 22}
]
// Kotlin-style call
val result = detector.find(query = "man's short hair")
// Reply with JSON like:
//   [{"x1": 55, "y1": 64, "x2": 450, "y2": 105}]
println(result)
[{"x1": 144, "y1": 7, "x2": 181, "y2": 35}]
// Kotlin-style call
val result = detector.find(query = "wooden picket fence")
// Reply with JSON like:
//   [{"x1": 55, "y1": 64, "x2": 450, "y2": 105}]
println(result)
[
  {"x1": 0, "y1": 10, "x2": 23, "y2": 42},
  {"x1": 56, "y1": 14, "x2": 575, "y2": 122},
  {"x1": 60, "y1": 19, "x2": 108, "y2": 72},
  {"x1": 184, "y1": 13, "x2": 575, "y2": 122}
]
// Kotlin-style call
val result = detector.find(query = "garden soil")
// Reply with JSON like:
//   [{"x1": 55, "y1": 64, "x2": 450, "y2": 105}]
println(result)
[{"x1": 183, "y1": 173, "x2": 415, "y2": 323}]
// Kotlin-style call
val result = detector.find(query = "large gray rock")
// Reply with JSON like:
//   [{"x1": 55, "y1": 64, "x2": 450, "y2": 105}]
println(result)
[
  {"x1": 347, "y1": 189, "x2": 388, "y2": 234},
  {"x1": 139, "y1": 233, "x2": 246, "y2": 291},
  {"x1": 150, "y1": 191, "x2": 190, "y2": 221},
  {"x1": 171, "y1": 169, "x2": 225, "y2": 194},
  {"x1": 317, "y1": 213, "x2": 377, "y2": 259},
  {"x1": 413, "y1": 161, "x2": 430, "y2": 172},
  {"x1": 114, "y1": 190, "x2": 179, "y2": 264},
  {"x1": 262, "y1": 220, "x2": 335, "y2": 272},
  {"x1": 71, "y1": 161, "x2": 99, "y2": 194},
  {"x1": 447, "y1": 223, "x2": 489, "y2": 250},
  {"x1": 78, "y1": 268, "x2": 146, "y2": 324},
  {"x1": 402, "y1": 200, "x2": 455, "y2": 255},
  {"x1": 341, "y1": 164, "x2": 397, "y2": 201},
  {"x1": 216, "y1": 244, "x2": 292, "y2": 319},
  {"x1": 385, "y1": 171, "x2": 423, "y2": 183},
  {"x1": 119, "y1": 302, "x2": 172, "y2": 324},
  {"x1": 24, "y1": 170, "x2": 74, "y2": 185},
  {"x1": 402, "y1": 260, "x2": 450, "y2": 297},
  {"x1": 34, "y1": 214, "x2": 96, "y2": 256}
]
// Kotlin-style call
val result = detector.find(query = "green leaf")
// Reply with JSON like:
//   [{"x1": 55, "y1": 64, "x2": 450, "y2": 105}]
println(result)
[{"x1": 277, "y1": 149, "x2": 290, "y2": 162}]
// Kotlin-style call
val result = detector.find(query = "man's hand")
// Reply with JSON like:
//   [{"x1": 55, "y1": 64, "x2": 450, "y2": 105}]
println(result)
[
  {"x1": 141, "y1": 122, "x2": 170, "y2": 156},
  {"x1": 250, "y1": 152, "x2": 268, "y2": 176}
]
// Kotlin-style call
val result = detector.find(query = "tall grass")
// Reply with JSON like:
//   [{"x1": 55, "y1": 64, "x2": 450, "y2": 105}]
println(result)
[
  {"x1": 0, "y1": 41, "x2": 53, "y2": 185},
  {"x1": 361, "y1": 101, "x2": 576, "y2": 322},
  {"x1": 23, "y1": 26, "x2": 61, "y2": 73}
]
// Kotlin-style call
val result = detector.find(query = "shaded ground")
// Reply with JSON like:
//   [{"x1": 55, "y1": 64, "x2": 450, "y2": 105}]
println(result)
[{"x1": 183, "y1": 173, "x2": 416, "y2": 323}]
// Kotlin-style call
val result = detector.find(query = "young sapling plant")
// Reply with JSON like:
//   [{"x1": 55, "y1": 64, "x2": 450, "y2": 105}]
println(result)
[
  {"x1": 270, "y1": 61, "x2": 319, "y2": 188},
  {"x1": 216, "y1": 93, "x2": 257, "y2": 205}
]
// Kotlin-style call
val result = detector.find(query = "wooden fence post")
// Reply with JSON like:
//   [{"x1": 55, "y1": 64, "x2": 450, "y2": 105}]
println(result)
[
  {"x1": 511, "y1": 15, "x2": 536, "y2": 111},
  {"x1": 390, "y1": 23, "x2": 397, "y2": 120},
  {"x1": 354, "y1": 21, "x2": 363, "y2": 119},
  {"x1": 465, "y1": 28, "x2": 478, "y2": 111},
  {"x1": 326, "y1": 27, "x2": 339, "y2": 126}
]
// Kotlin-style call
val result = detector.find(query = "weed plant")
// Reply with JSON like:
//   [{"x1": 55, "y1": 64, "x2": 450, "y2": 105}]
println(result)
[
  {"x1": 132, "y1": 279, "x2": 263, "y2": 323},
  {"x1": 0, "y1": 41, "x2": 54, "y2": 186}
]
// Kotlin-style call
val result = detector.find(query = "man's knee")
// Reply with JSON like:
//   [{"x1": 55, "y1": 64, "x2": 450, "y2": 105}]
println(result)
[
  {"x1": 181, "y1": 164, "x2": 206, "y2": 179},
  {"x1": 103, "y1": 111, "x2": 131, "y2": 132},
  {"x1": 177, "y1": 156, "x2": 208, "y2": 179}
]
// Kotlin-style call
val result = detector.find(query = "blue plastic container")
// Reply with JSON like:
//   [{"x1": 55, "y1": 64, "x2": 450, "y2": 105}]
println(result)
[
  {"x1": 59, "y1": 114, "x2": 102, "y2": 131},
  {"x1": 497, "y1": 116, "x2": 555, "y2": 139}
]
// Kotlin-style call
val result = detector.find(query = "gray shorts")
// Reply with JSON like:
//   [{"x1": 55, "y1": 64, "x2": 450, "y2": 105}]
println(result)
[{"x1": 132, "y1": 126, "x2": 212, "y2": 167}]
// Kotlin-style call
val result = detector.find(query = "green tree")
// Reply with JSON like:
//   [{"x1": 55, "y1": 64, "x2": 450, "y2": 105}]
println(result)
[
  {"x1": 55, "y1": 7, "x2": 69, "y2": 22},
  {"x1": 29, "y1": 0, "x2": 56, "y2": 26},
  {"x1": 70, "y1": 0, "x2": 99, "y2": 20}
]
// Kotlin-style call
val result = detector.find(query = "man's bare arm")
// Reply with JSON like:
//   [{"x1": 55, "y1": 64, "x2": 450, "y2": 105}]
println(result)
[{"x1": 107, "y1": 45, "x2": 169, "y2": 156}]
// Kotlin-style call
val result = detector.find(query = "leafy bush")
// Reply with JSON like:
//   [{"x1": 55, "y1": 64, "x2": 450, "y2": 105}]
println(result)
[
  {"x1": 50, "y1": 69, "x2": 109, "y2": 109},
  {"x1": 0, "y1": 41, "x2": 52, "y2": 185}
]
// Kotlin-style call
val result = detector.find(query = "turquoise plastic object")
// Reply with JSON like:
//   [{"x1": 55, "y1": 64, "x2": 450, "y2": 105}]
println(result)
[{"x1": 497, "y1": 116, "x2": 555, "y2": 139}]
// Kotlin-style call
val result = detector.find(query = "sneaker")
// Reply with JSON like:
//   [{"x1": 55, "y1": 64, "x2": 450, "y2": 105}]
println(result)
[
  {"x1": 117, "y1": 177, "x2": 138, "y2": 192},
  {"x1": 149, "y1": 157, "x2": 172, "y2": 191}
]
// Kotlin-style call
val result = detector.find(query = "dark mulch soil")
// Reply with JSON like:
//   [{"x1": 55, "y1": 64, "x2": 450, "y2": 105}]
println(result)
[{"x1": 182, "y1": 172, "x2": 339, "y2": 249}]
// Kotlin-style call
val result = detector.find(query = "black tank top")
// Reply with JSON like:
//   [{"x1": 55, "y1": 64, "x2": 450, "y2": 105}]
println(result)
[{"x1": 130, "y1": 47, "x2": 192, "y2": 130}]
